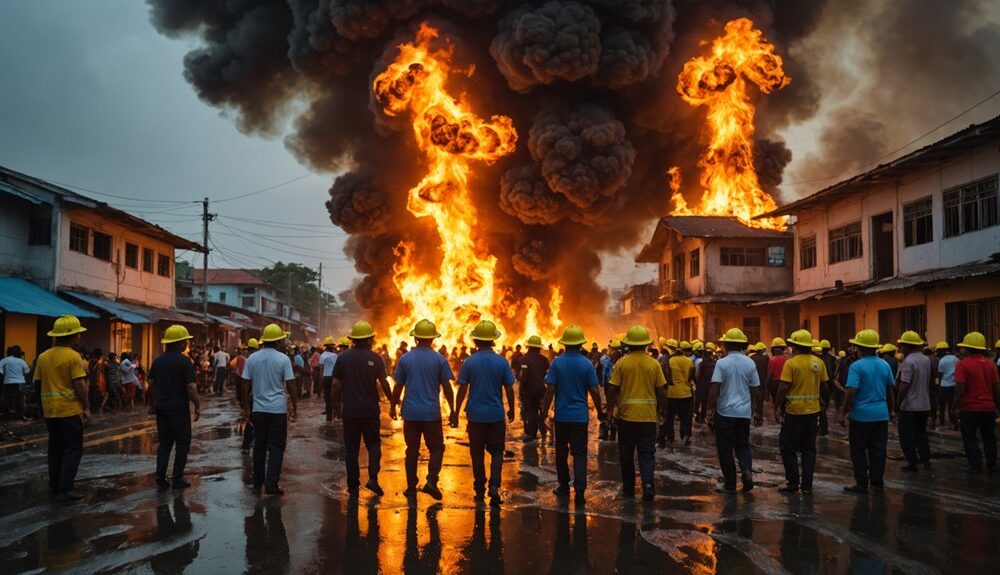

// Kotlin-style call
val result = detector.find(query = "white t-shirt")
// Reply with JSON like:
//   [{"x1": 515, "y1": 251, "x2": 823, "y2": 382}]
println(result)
[
  {"x1": 242, "y1": 347, "x2": 294, "y2": 414},
  {"x1": 320, "y1": 350, "x2": 338, "y2": 377},
  {"x1": 711, "y1": 350, "x2": 760, "y2": 419},
  {"x1": 119, "y1": 359, "x2": 140, "y2": 384},
  {"x1": 212, "y1": 350, "x2": 230, "y2": 370},
  {"x1": 0, "y1": 356, "x2": 30, "y2": 384}
]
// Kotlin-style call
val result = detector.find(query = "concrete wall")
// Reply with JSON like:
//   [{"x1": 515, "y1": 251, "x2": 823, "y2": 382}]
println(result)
[
  {"x1": 2, "y1": 313, "x2": 39, "y2": 364},
  {"x1": 647, "y1": 302, "x2": 788, "y2": 344},
  {"x1": 703, "y1": 237, "x2": 793, "y2": 295},
  {"x1": 0, "y1": 197, "x2": 57, "y2": 286}
]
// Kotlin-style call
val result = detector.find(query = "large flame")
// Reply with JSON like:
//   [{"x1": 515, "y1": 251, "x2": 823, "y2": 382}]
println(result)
[
  {"x1": 373, "y1": 24, "x2": 562, "y2": 350},
  {"x1": 672, "y1": 18, "x2": 789, "y2": 230}
]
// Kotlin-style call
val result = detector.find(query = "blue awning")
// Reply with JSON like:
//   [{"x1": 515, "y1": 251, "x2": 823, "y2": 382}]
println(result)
[
  {"x1": 0, "y1": 277, "x2": 99, "y2": 318},
  {"x1": 61, "y1": 291, "x2": 154, "y2": 324}
]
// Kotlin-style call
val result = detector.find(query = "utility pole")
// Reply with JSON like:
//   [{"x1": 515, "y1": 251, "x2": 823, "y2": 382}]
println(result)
[
  {"x1": 316, "y1": 262, "x2": 323, "y2": 337},
  {"x1": 201, "y1": 197, "x2": 216, "y2": 321}
]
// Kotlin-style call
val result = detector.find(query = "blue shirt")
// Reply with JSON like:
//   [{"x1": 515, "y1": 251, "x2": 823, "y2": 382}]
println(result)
[
  {"x1": 320, "y1": 350, "x2": 338, "y2": 377},
  {"x1": 395, "y1": 346, "x2": 454, "y2": 421},
  {"x1": 846, "y1": 355, "x2": 895, "y2": 422},
  {"x1": 293, "y1": 354, "x2": 305, "y2": 369},
  {"x1": 937, "y1": 354, "x2": 958, "y2": 388},
  {"x1": 243, "y1": 347, "x2": 294, "y2": 414},
  {"x1": 457, "y1": 348, "x2": 514, "y2": 423},
  {"x1": 545, "y1": 350, "x2": 599, "y2": 423},
  {"x1": 599, "y1": 355, "x2": 614, "y2": 386},
  {"x1": 710, "y1": 350, "x2": 760, "y2": 419}
]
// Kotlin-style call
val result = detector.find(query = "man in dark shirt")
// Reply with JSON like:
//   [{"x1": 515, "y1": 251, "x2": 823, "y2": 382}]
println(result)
[
  {"x1": 333, "y1": 321, "x2": 393, "y2": 498},
  {"x1": 148, "y1": 325, "x2": 200, "y2": 489},
  {"x1": 517, "y1": 336, "x2": 550, "y2": 442}
]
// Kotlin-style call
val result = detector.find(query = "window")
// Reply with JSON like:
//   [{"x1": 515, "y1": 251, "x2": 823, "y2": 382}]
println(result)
[
  {"x1": 92, "y1": 231, "x2": 112, "y2": 261},
  {"x1": 720, "y1": 246, "x2": 766, "y2": 266},
  {"x1": 680, "y1": 317, "x2": 698, "y2": 341},
  {"x1": 742, "y1": 317, "x2": 761, "y2": 344},
  {"x1": 69, "y1": 223, "x2": 88, "y2": 254},
  {"x1": 903, "y1": 196, "x2": 933, "y2": 247},
  {"x1": 819, "y1": 313, "x2": 856, "y2": 352},
  {"x1": 878, "y1": 305, "x2": 926, "y2": 345},
  {"x1": 125, "y1": 243, "x2": 139, "y2": 269},
  {"x1": 142, "y1": 247, "x2": 154, "y2": 273},
  {"x1": 28, "y1": 217, "x2": 51, "y2": 246},
  {"x1": 219, "y1": 292, "x2": 227, "y2": 303},
  {"x1": 799, "y1": 235, "x2": 817, "y2": 270},
  {"x1": 828, "y1": 222, "x2": 862, "y2": 264},
  {"x1": 689, "y1": 248, "x2": 700, "y2": 277},
  {"x1": 241, "y1": 286, "x2": 256, "y2": 294},
  {"x1": 157, "y1": 254, "x2": 171, "y2": 277},
  {"x1": 658, "y1": 262, "x2": 669, "y2": 293},
  {"x1": 946, "y1": 297, "x2": 1000, "y2": 351},
  {"x1": 944, "y1": 176, "x2": 999, "y2": 237},
  {"x1": 242, "y1": 296, "x2": 256, "y2": 309}
]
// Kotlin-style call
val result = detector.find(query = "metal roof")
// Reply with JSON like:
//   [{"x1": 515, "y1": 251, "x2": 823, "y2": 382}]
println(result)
[
  {"x1": 0, "y1": 277, "x2": 99, "y2": 318},
  {"x1": 636, "y1": 216, "x2": 790, "y2": 263},
  {"x1": 194, "y1": 269, "x2": 268, "y2": 286},
  {"x1": 62, "y1": 290, "x2": 205, "y2": 325}
]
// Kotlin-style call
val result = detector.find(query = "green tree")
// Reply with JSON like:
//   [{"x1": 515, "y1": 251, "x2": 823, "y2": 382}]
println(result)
[{"x1": 256, "y1": 262, "x2": 320, "y2": 322}]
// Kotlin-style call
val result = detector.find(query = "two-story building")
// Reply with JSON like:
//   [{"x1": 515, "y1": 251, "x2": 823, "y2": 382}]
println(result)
[
  {"x1": 635, "y1": 216, "x2": 794, "y2": 343},
  {"x1": 758, "y1": 115, "x2": 1000, "y2": 348}
]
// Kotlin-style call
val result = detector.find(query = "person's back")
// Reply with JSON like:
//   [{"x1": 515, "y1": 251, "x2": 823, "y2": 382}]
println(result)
[
  {"x1": 899, "y1": 350, "x2": 932, "y2": 412},
  {"x1": 752, "y1": 352, "x2": 770, "y2": 392},
  {"x1": 780, "y1": 352, "x2": 827, "y2": 416},
  {"x1": 713, "y1": 351, "x2": 759, "y2": 418},
  {"x1": 518, "y1": 348, "x2": 549, "y2": 398},
  {"x1": 395, "y1": 346, "x2": 451, "y2": 421},
  {"x1": 547, "y1": 350, "x2": 598, "y2": 423},
  {"x1": 336, "y1": 346, "x2": 385, "y2": 419},
  {"x1": 243, "y1": 347, "x2": 292, "y2": 414},
  {"x1": 1, "y1": 352, "x2": 30, "y2": 385},
  {"x1": 613, "y1": 350, "x2": 665, "y2": 423},
  {"x1": 37, "y1": 345, "x2": 87, "y2": 419},
  {"x1": 956, "y1": 354, "x2": 999, "y2": 412},
  {"x1": 460, "y1": 348, "x2": 514, "y2": 423},
  {"x1": 846, "y1": 356, "x2": 894, "y2": 422},
  {"x1": 150, "y1": 351, "x2": 194, "y2": 413}
]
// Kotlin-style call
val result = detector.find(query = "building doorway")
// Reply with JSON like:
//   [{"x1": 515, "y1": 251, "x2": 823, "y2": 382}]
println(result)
[{"x1": 871, "y1": 212, "x2": 894, "y2": 280}]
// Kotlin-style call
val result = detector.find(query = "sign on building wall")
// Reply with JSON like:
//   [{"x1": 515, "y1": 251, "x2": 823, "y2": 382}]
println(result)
[{"x1": 768, "y1": 246, "x2": 786, "y2": 267}]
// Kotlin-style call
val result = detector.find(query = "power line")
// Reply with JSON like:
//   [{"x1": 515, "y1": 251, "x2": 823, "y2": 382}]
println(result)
[
  {"x1": 212, "y1": 173, "x2": 314, "y2": 203},
  {"x1": 224, "y1": 215, "x2": 342, "y2": 230}
]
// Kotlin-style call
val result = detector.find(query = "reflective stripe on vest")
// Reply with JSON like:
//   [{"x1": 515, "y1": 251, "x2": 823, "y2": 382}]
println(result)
[
  {"x1": 786, "y1": 394, "x2": 819, "y2": 401},
  {"x1": 622, "y1": 398, "x2": 657, "y2": 405}
]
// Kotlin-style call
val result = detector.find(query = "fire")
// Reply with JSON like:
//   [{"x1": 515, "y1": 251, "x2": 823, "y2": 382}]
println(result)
[
  {"x1": 672, "y1": 18, "x2": 789, "y2": 230},
  {"x1": 373, "y1": 23, "x2": 562, "y2": 350}
]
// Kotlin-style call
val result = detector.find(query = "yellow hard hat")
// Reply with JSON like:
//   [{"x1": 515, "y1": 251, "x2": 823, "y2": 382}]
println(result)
[
  {"x1": 679, "y1": 340, "x2": 692, "y2": 350},
  {"x1": 934, "y1": 341, "x2": 950, "y2": 351},
  {"x1": 658, "y1": 337, "x2": 668, "y2": 346},
  {"x1": 338, "y1": 336, "x2": 351, "y2": 346},
  {"x1": 47, "y1": 315, "x2": 88, "y2": 338},
  {"x1": 838, "y1": 350, "x2": 846, "y2": 358},
  {"x1": 705, "y1": 341, "x2": 717, "y2": 351},
  {"x1": 788, "y1": 329, "x2": 814, "y2": 347},
  {"x1": 260, "y1": 323, "x2": 287, "y2": 343},
  {"x1": 348, "y1": 320, "x2": 376, "y2": 340},
  {"x1": 995, "y1": 339, "x2": 1000, "y2": 349},
  {"x1": 879, "y1": 343, "x2": 898, "y2": 354},
  {"x1": 771, "y1": 337, "x2": 786, "y2": 348},
  {"x1": 323, "y1": 336, "x2": 336, "y2": 346},
  {"x1": 849, "y1": 329, "x2": 880, "y2": 349},
  {"x1": 719, "y1": 327, "x2": 748, "y2": 343},
  {"x1": 247, "y1": 338, "x2": 259, "y2": 350},
  {"x1": 470, "y1": 320, "x2": 501, "y2": 341},
  {"x1": 692, "y1": 338, "x2": 703, "y2": 346},
  {"x1": 558, "y1": 325, "x2": 586, "y2": 346},
  {"x1": 609, "y1": 339, "x2": 621, "y2": 349},
  {"x1": 664, "y1": 337, "x2": 678, "y2": 349},
  {"x1": 410, "y1": 319, "x2": 441, "y2": 339},
  {"x1": 957, "y1": 331, "x2": 988, "y2": 351},
  {"x1": 692, "y1": 341, "x2": 704, "y2": 351},
  {"x1": 161, "y1": 324, "x2": 193, "y2": 344},
  {"x1": 819, "y1": 339, "x2": 831, "y2": 350},
  {"x1": 811, "y1": 346, "x2": 822, "y2": 353},
  {"x1": 623, "y1": 325, "x2": 653, "y2": 346},
  {"x1": 526, "y1": 335, "x2": 544, "y2": 348},
  {"x1": 897, "y1": 330, "x2": 925, "y2": 346}
]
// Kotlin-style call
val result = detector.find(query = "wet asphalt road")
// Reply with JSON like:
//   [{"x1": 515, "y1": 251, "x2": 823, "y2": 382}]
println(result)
[{"x1": 1, "y1": 393, "x2": 999, "y2": 574}]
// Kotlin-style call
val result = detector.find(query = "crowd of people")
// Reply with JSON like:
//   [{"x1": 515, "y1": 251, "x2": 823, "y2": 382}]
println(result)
[{"x1": 19, "y1": 313, "x2": 1000, "y2": 507}]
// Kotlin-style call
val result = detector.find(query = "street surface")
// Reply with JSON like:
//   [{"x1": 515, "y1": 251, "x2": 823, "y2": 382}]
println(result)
[{"x1": 0, "y1": 395, "x2": 998, "y2": 574}]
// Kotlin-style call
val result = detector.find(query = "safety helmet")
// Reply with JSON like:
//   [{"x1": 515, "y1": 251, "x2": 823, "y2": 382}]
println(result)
[
  {"x1": 348, "y1": 321, "x2": 376, "y2": 340},
  {"x1": 705, "y1": 341, "x2": 718, "y2": 351},
  {"x1": 323, "y1": 336, "x2": 336, "y2": 346},
  {"x1": 849, "y1": 329, "x2": 880, "y2": 349},
  {"x1": 470, "y1": 320, "x2": 501, "y2": 342},
  {"x1": 410, "y1": 319, "x2": 442, "y2": 339},
  {"x1": 338, "y1": 336, "x2": 351, "y2": 347},
  {"x1": 771, "y1": 337, "x2": 787, "y2": 348},
  {"x1": 679, "y1": 340, "x2": 692, "y2": 350},
  {"x1": 838, "y1": 350, "x2": 846, "y2": 358},
  {"x1": 719, "y1": 327, "x2": 748, "y2": 343},
  {"x1": 957, "y1": 331, "x2": 988, "y2": 351},
  {"x1": 897, "y1": 330, "x2": 925, "y2": 347},
  {"x1": 658, "y1": 337, "x2": 668, "y2": 346},
  {"x1": 623, "y1": 325, "x2": 653, "y2": 347},
  {"x1": 995, "y1": 339, "x2": 1000, "y2": 349},
  {"x1": 692, "y1": 341, "x2": 704, "y2": 352},
  {"x1": 664, "y1": 337, "x2": 679, "y2": 349},
  {"x1": 811, "y1": 346, "x2": 822, "y2": 354},
  {"x1": 819, "y1": 339, "x2": 831, "y2": 350},
  {"x1": 260, "y1": 323, "x2": 288, "y2": 343},
  {"x1": 525, "y1": 335, "x2": 544, "y2": 348},
  {"x1": 47, "y1": 315, "x2": 88, "y2": 338},
  {"x1": 558, "y1": 325, "x2": 586, "y2": 346},
  {"x1": 609, "y1": 339, "x2": 621, "y2": 349},
  {"x1": 934, "y1": 341, "x2": 950, "y2": 351},
  {"x1": 788, "y1": 329, "x2": 815, "y2": 347},
  {"x1": 879, "y1": 343, "x2": 898, "y2": 354},
  {"x1": 161, "y1": 324, "x2": 194, "y2": 344},
  {"x1": 247, "y1": 338, "x2": 259, "y2": 350}
]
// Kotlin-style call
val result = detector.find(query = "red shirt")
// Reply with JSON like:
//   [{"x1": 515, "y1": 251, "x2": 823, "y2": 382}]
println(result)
[
  {"x1": 235, "y1": 355, "x2": 247, "y2": 378},
  {"x1": 309, "y1": 351, "x2": 321, "y2": 368},
  {"x1": 955, "y1": 355, "x2": 999, "y2": 412},
  {"x1": 766, "y1": 354, "x2": 788, "y2": 384}
]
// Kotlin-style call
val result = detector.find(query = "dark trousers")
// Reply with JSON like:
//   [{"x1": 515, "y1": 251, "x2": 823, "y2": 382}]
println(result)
[
  {"x1": 659, "y1": 397, "x2": 692, "y2": 441},
  {"x1": 554, "y1": 421, "x2": 589, "y2": 491},
  {"x1": 467, "y1": 421, "x2": 505, "y2": 493},
  {"x1": 714, "y1": 415, "x2": 752, "y2": 489},
  {"x1": 4, "y1": 384, "x2": 24, "y2": 417},
  {"x1": 403, "y1": 419, "x2": 444, "y2": 488},
  {"x1": 898, "y1": 410, "x2": 930, "y2": 465},
  {"x1": 322, "y1": 376, "x2": 333, "y2": 421},
  {"x1": 312, "y1": 367, "x2": 322, "y2": 396},
  {"x1": 213, "y1": 368, "x2": 227, "y2": 395},
  {"x1": 848, "y1": 420, "x2": 888, "y2": 488},
  {"x1": 779, "y1": 413, "x2": 818, "y2": 490},
  {"x1": 344, "y1": 416, "x2": 381, "y2": 489},
  {"x1": 520, "y1": 391, "x2": 546, "y2": 438},
  {"x1": 156, "y1": 409, "x2": 192, "y2": 480},
  {"x1": 936, "y1": 387, "x2": 955, "y2": 426},
  {"x1": 818, "y1": 402, "x2": 830, "y2": 436},
  {"x1": 89, "y1": 384, "x2": 102, "y2": 414},
  {"x1": 617, "y1": 421, "x2": 656, "y2": 495},
  {"x1": 960, "y1": 411, "x2": 998, "y2": 470},
  {"x1": 251, "y1": 412, "x2": 287, "y2": 487},
  {"x1": 694, "y1": 383, "x2": 711, "y2": 421},
  {"x1": 46, "y1": 415, "x2": 83, "y2": 493}
]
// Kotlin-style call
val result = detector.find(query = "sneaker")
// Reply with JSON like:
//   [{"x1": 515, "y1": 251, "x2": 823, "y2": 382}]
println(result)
[
  {"x1": 642, "y1": 483, "x2": 655, "y2": 501},
  {"x1": 403, "y1": 486, "x2": 418, "y2": 498},
  {"x1": 741, "y1": 471, "x2": 754, "y2": 492},
  {"x1": 156, "y1": 477, "x2": 171, "y2": 489},
  {"x1": 843, "y1": 484, "x2": 868, "y2": 493},
  {"x1": 684, "y1": 437, "x2": 692, "y2": 446},
  {"x1": 172, "y1": 478, "x2": 191, "y2": 489},
  {"x1": 778, "y1": 485, "x2": 799, "y2": 493},
  {"x1": 421, "y1": 483, "x2": 443, "y2": 500},
  {"x1": 553, "y1": 485, "x2": 570, "y2": 497},
  {"x1": 264, "y1": 485, "x2": 284, "y2": 495},
  {"x1": 55, "y1": 491, "x2": 84, "y2": 503},
  {"x1": 365, "y1": 480, "x2": 384, "y2": 496}
]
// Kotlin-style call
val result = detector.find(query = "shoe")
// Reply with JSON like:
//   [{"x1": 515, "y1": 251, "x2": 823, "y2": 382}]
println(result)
[
  {"x1": 55, "y1": 491, "x2": 84, "y2": 503},
  {"x1": 741, "y1": 471, "x2": 754, "y2": 492},
  {"x1": 843, "y1": 484, "x2": 868, "y2": 493},
  {"x1": 156, "y1": 477, "x2": 171, "y2": 489},
  {"x1": 642, "y1": 483, "x2": 655, "y2": 501},
  {"x1": 801, "y1": 487, "x2": 813, "y2": 495},
  {"x1": 488, "y1": 487, "x2": 502, "y2": 506},
  {"x1": 365, "y1": 480, "x2": 384, "y2": 496},
  {"x1": 172, "y1": 479, "x2": 191, "y2": 489},
  {"x1": 574, "y1": 491, "x2": 586, "y2": 504},
  {"x1": 716, "y1": 485, "x2": 737, "y2": 494},
  {"x1": 403, "y1": 487, "x2": 418, "y2": 498},
  {"x1": 684, "y1": 437, "x2": 692, "y2": 446},
  {"x1": 421, "y1": 483, "x2": 443, "y2": 500},
  {"x1": 901, "y1": 464, "x2": 919, "y2": 472},
  {"x1": 778, "y1": 485, "x2": 799, "y2": 493},
  {"x1": 264, "y1": 485, "x2": 284, "y2": 495},
  {"x1": 553, "y1": 485, "x2": 570, "y2": 497}
]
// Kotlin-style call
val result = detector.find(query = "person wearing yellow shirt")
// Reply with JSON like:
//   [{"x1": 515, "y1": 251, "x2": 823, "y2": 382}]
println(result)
[
  {"x1": 775, "y1": 329, "x2": 830, "y2": 494},
  {"x1": 657, "y1": 342, "x2": 695, "y2": 447},
  {"x1": 34, "y1": 315, "x2": 91, "y2": 503},
  {"x1": 606, "y1": 325, "x2": 668, "y2": 501}
]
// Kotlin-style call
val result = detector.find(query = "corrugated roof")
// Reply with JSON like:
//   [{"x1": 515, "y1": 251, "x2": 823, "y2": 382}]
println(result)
[
  {"x1": 636, "y1": 216, "x2": 790, "y2": 262},
  {"x1": 62, "y1": 291, "x2": 154, "y2": 324},
  {"x1": 193, "y1": 269, "x2": 267, "y2": 286},
  {"x1": 0, "y1": 278, "x2": 99, "y2": 318}
]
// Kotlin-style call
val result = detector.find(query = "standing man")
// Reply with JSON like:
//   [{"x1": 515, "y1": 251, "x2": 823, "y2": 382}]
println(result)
[
  {"x1": 1, "y1": 345, "x2": 31, "y2": 419},
  {"x1": 707, "y1": 328, "x2": 762, "y2": 493},
  {"x1": 517, "y1": 335, "x2": 550, "y2": 442},
  {"x1": 598, "y1": 340, "x2": 622, "y2": 440},
  {"x1": 320, "y1": 337, "x2": 339, "y2": 422},
  {"x1": 34, "y1": 315, "x2": 90, "y2": 502},
  {"x1": 454, "y1": 320, "x2": 516, "y2": 506},
  {"x1": 839, "y1": 330, "x2": 895, "y2": 493},
  {"x1": 766, "y1": 338, "x2": 788, "y2": 419},
  {"x1": 775, "y1": 329, "x2": 829, "y2": 494},
  {"x1": 953, "y1": 332, "x2": 999, "y2": 473},
  {"x1": 287, "y1": 346, "x2": 304, "y2": 421},
  {"x1": 541, "y1": 326, "x2": 602, "y2": 504},
  {"x1": 211, "y1": 345, "x2": 230, "y2": 396},
  {"x1": 694, "y1": 342, "x2": 718, "y2": 423},
  {"x1": 333, "y1": 321, "x2": 393, "y2": 498},
  {"x1": 659, "y1": 341, "x2": 694, "y2": 447},
  {"x1": 390, "y1": 319, "x2": 456, "y2": 500},
  {"x1": 934, "y1": 342, "x2": 959, "y2": 430},
  {"x1": 606, "y1": 325, "x2": 667, "y2": 501},
  {"x1": 147, "y1": 325, "x2": 201, "y2": 489},
  {"x1": 896, "y1": 331, "x2": 932, "y2": 471},
  {"x1": 242, "y1": 324, "x2": 295, "y2": 495}
]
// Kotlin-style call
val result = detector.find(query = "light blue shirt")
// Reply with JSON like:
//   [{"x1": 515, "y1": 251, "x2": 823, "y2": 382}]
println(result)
[
  {"x1": 846, "y1": 355, "x2": 895, "y2": 422},
  {"x1": 458, "y1": 349, "x2": 515, "y2": 423},
  {"x1": 0, "y1": 356, "x2": 30, "y2": 385},
  {"x1": 395, "y1": 347, "x2": 454, "y2": 421},
  {"x1": 937, "y1": 354, "x2": 958, "y2": 388},
  {"x1": 545, "y1": 350, "x2": 599, "y2": 423},
  {"x1": 320, "y1": 350, "x2": 338, "y2": 377},
  {"x1": 243, "y1": 347, "x2": 294, "y2": 414},
  {"x1": 710, "y1": 350, "x2": 760, "y2": 419}
]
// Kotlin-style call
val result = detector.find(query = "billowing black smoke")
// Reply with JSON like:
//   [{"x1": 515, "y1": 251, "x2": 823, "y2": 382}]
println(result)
[{"x1": 148, "y1": 0, "x2": 832, "y2": 326}]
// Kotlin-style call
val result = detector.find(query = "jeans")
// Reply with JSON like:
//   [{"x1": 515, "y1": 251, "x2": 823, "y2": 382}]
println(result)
[
  {"x1": 46, "y1": 415, "x2": 84, "y2": 493},
  {"x1": 694, "y1": 382, "x2": 711, "y2": 422},
  {"x1": 936, "y1": 387, "x2": 955, "y2": 426},
  {"x1": 251, "y1": 412, "x2": 287, "y2": 487},
  {"x1": 156, "y1": 409, "x2": 192, "y2": 480},
  {"x1": 960, "y1": 411, "x2": 998, "y2": 470},
  {"x1": 714, "y1": 415, "x2": 752, "y2": 489},
  {"x1": 848, "y1": 420, "x2": 888, "y2": 487},
  {"x1": 898, "y1": 410, "x2": 930, "y2": 465},
  {"x1": 213, "y1": 368, "x2": 227, "y2": 395},
  {"x1": 403, "y1": 419, "x2": 444, "y2": 488},
  {"x1": 617, "y1": 420, "x2": 656, "y2": 495},
  {"x1": 467, "y1": 421, "x2": 505, "y2": 493},
  {"x1": 520, "y1": 391, "x2": 546, "y2": 439},
  {"x1": 344, "y1": 416, "x2": 381, "y2": 489},
  {"x1": 554, "y1": 421, "x2": 589, "y2": 491},
  {"x1": 659, "y1": 397, "x2": 692, "y2": 442},
  {"x1": 779, "y1": 412, "x2": 818, "y2": 490}
]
